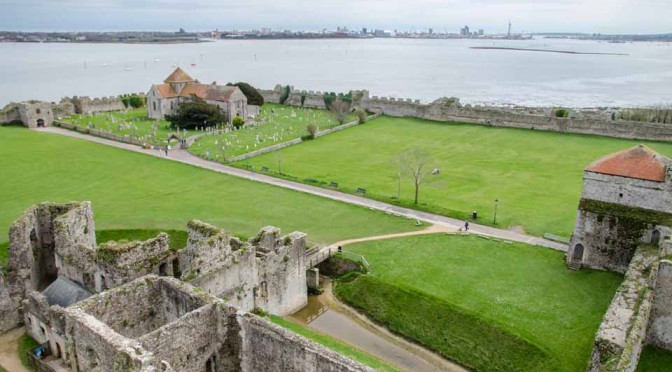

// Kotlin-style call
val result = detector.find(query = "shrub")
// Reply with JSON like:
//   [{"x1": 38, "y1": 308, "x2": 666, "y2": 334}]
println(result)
[
  {"x1": 305, "y1": 123, "x2": 317, "y2": 140},
  {"x1": 329, "y1": 98, "x2": 351, "y2": 124},
  {"x1": 165, "y1": 95, "x2": 226, "y2": 129},
  {"x1": 554, "y1": 108, "x2": 569, "y2": 118},
  {"x1": 227, "y1": 82, "x2": 264, "y2": 106},
  {"x1": 354, "y1": 108, "x2": 367, "y2": 124},
  {"x1": 279, "y1": 85, "x2": 291, "y2": 105},
  {"x1": 232, "y1": 116, "x2": 245, "y2": 129}
]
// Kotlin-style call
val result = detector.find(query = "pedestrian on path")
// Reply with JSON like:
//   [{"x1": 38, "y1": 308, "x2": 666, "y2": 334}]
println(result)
[
  {"x1": 464, "y1": 220, "x2": 469, "y2": 231},
  {"x1": 164, "y1": 146, "x2": 168, "y2": 156}
]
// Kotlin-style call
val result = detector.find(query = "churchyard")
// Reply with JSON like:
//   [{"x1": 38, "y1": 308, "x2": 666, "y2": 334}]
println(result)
[
  {"x1": 59, "y1": 108, "x2": 195, "y2": 146},
  {"x1": 188, "y1": 103, "x2": 355, "y2": 160},
  {"x1": 235, "y1": 115, "x2": 672, "y2": 237}
]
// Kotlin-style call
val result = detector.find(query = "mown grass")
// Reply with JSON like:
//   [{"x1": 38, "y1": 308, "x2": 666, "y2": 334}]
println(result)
[
  {"x1": 59, "y1": 108, "x2": 193, "y2": 146},
  {"x1": 236, "y1": 116, "x2": 672, "y2": 237},
  {"x1": 269, "y1": 315, "x2": 399, "y2": 371},
  {"x1": 18, "y1": 333, "x2": 39, "y2": 369},
  {"x1": 637, "y1": 345, "x2": 672, "y2": 371},
  {"x1": 335, "y1": 234, "x2": 623, "y2": 371},
  {"x1": 0, "y1": 126, "x2": 421, "y2": 266},
  {"x1": 189, "y1": 103, "x2": 354, "y2": 160}
]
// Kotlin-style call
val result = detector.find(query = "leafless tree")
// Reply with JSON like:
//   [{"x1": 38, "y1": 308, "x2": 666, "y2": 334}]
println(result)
[
  {"x1": 396, "y1": 147, "x2": 437, "y2": 204},
  {"x1": 329, "y1": 98, "x2": 351, "y2": 124}
]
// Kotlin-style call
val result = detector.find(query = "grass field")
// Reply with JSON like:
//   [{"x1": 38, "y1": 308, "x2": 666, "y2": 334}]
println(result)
[
  {"x1": 334, "y1": 234, "x2": 622, "y2": 371},
  {"x1": 189, "y1": 103, "x2": 354, "y2": 160},
  {"x1": 269, "y1": 315, "x2": 398, "y2": 371},
  {"x1": 59, "y1": 108, "x2": 194, "y2": 146},
  {"x1": 0, "y1": 126, "x2": 421, "y2": 265},
  {"x1": 637, "y1": 345, "x2": 672, "y2": 371},
  {"x1": 235, "y1": 116, "x2": 672, "y2": 237}
]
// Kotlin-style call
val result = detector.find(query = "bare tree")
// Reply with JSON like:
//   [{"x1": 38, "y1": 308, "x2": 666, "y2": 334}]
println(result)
[
  {"x1": 329, "y1": 98, "x2": 351, "y2": 124},
  {"x1": 396, "y1": 147, "x2": 436, "y2": 204}
]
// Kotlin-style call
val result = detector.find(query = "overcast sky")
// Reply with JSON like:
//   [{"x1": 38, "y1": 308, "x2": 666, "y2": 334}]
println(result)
[{"x1": 1, "y1": 0, "x2": 670, "y2": 34}]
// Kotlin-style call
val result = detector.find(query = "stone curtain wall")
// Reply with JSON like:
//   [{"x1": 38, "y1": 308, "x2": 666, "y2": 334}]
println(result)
[
  {"x1": 589, "y1": 245, "x2": 659, "y2": 372},
  {"x1": 648, "y1": 245, "x2": 672, "y2": 349},
  {"x1": 70, "y1": 96, "x2": 126, "y2": 115},
  {"x1": 240, "y1": 314, "x2": 373, "y2": 372}
]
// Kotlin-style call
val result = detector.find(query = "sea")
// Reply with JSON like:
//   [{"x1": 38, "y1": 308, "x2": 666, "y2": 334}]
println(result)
[{"x1": 1, "y1": 37, "x2": 671, "y2": 108}]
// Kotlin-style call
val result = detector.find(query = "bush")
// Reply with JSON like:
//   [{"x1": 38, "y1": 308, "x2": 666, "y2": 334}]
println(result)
[
  {"x1": 354, "y1": 108, "x2": 367, "y2": 124},
  {"x1": 305, "y1": 123, "x2": 317, "y2": 140},
  {"x1": 554, "y1": 108, "x2": 569, "y2": 118},
  {"x1": 232, "y1": 116, "x2": 245, "y2": 129},
  {"x1": 279, "y1": 85, "x2": 291, "y2": 105},
  {"x1": 165, "y1": 95, "x2": 226, "y2": 130},
  {"x1": 120, "y1": 94, "x2": 145, "y2": 109},
  {"x1": 227, "y1": 82, "x2": 264, "y2": 106}
]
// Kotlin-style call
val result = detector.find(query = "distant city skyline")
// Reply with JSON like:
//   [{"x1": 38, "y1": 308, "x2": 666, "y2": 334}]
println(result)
[{"x1": 1, "y1": 0, "x2": 670, "y2": 34}]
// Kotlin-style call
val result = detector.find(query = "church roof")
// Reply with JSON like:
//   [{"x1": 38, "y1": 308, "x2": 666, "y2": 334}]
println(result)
[
  {"x1": 153, "y1": 83, "x2": 178, "y2": 98},
  {"x1": 42, "y1": 277, "x2": 92, "y2": 308},
  {"x1": 180, "y1": 84, "x2": 238, "y2": 101},
  {"x1": 586, "y1": 145, "x2": 669, "y2": 182},
  {"x1": 164, "y1": 67, "x2": 195, "y2": 83}
]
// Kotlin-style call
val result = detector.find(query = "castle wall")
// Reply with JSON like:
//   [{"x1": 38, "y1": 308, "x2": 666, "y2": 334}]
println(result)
[
  {"x1": 53, "y1": 202, "x2": 98, "y2": 289},
  {"x1": 18, "y1": 101, "x2": 54, "y2": 128},
  {"x1": 72, "y1": 96, "x2": 125, "y2": 115},
  {"x1": 240, "y1": 313, "x2": 372, "y2": 372},
  {"x1": 255, "y1": 230, "x2": 307, "y2": 316},
  {"x1": 588, "y1": 246, "x2": 658, "y2": 372},
  {"x1": 647, "y1": 257, "x2": 672, "y2": 350},
  {"x1": 0, "y1": 272, "x2": 21, "y2": 333}
]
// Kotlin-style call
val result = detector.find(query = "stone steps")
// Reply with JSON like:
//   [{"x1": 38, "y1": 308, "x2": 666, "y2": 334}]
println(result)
[{"x1": 568, "y1": 261, "x2": 583, "y2": 271}]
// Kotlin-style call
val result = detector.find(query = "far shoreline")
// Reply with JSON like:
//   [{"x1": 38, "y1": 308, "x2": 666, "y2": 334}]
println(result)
[{"x1": 471, "y1": 46, "x2": 628, "y2": 56}]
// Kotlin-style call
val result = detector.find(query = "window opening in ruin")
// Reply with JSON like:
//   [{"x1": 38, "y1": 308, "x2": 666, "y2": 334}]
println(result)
[
  {"x1": 619, "y1": 193, "x2": 623, "y2": 198},
  {"x1": 40, "y1": 326, "x2": 46, "y2": 337},
  {"x1": 56, "y1": 343, "x2": 62, "y2": 358},
  {"x1": 172, "y1": 259, "x2": 181, "y2": 278},
  {"x1": 159, "y1": 263, "x2": 168, "y2": 276},
  {"x1": 36, "y1": 108, "x2": 41, "y2": 114},
  {"x1": 30, "y1": 228, "x2": 37, "y2": 242},
  {"x1": 99, "y1": 274, "x2": 106, "y2": 290},
  {"x1": 572, "y1": 244, "x2": 585, "y2": 261},
  {"x1": 652, "y1": 230, "x2": 661, "y2": 245}
]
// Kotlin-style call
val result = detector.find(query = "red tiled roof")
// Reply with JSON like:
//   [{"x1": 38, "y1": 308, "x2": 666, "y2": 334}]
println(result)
[
  {"x1": 586, "y1": 145, "x2": 669, "y2": 182},
  {"x1": 164, "y1": 67, "x2": 194, "y2": 83},
  {"x1": 154, "y1": 84, "x2": 178, "y2": 98},
  {"x1": 179, "y1": 84, "x2": 237, "y2": 101}
]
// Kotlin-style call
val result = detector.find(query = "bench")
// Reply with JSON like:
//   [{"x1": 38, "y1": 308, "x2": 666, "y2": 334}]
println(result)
[
  {"x1": 260, "y1": 166, "x2": 269, "y2": 173},
  {"x1": 356, "y1": 188, "x2": 366, "y2": 195},
  {"x1": 330, "y1": 181, "x2": 339, "y2": 188}
]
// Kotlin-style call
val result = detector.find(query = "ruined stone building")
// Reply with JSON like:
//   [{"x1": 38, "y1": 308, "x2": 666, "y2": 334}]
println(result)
[
  {"x1": 566, "y1": 145, "x2": 672, "y2": 371},
  {"x1": 0, "y1": 201, "x2": 353, "y2": 371},
  {"x1": 147, "y1": 67, "x2": 249, "y2": 123}
]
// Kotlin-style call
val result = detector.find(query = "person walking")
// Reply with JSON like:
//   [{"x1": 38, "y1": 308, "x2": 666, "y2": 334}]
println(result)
[{"x1": 464, "y1": 220, "x2": 469, "y2": 231}]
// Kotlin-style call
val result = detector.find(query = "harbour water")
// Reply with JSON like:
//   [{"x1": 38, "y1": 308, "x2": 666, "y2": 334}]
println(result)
[{"x1": 1, "y1": 38, "x2": 671, "y2": 107}]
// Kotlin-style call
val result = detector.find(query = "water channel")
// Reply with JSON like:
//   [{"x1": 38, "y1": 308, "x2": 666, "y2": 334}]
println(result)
[{"x1": 289, "y1": 278, "x2": 465, "y2": 372}]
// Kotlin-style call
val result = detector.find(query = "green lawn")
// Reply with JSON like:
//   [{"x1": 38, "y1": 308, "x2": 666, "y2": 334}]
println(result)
[
  {"x1": 59, "y1": 108, "x2": 193, "y2": 146},
  {"x1": 637, "y1": 345, "x2": 672, "y2": 371},
  {"x1": 235, "y1": 116, "x2": 672, "y2": 237},
  {"x1": 0, "y1": 126, "x2": 420, "y2": 265},
  {"x1": 189, "y1": 103, "x2": 354, "y2": 160},
  {"x1": 335, "y1": 234, "x2": 622, "y2": 371},
  {"x1": 18, "y1": 333, "x2": 39, "y2": 369},
  {"x1": 269, "y1": 315, "x2": 398, "y2": 371}
]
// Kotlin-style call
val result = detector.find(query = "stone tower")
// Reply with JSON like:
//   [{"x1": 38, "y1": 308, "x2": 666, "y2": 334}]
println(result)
[{"x1": 567, "y1": 145, "x2": 672, "y2": 273}]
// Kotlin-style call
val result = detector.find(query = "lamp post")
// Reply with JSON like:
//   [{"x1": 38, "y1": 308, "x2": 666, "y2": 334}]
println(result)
[{"x1": 493, "y1": 199, "x2": 499, "y2": 225}]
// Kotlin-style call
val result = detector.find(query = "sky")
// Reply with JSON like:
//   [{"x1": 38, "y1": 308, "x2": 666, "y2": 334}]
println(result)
[{"x1": 1, "y1": 0, "x2": 670, "y2": 34}]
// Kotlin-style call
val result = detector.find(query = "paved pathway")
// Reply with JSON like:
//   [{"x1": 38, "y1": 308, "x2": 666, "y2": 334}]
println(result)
[
  {"x1": 35, "y1": 127, "x2": 568, "y2": 252},
  {"x1": 0, "y1": 327, "x2": 29, "y2": 372}
]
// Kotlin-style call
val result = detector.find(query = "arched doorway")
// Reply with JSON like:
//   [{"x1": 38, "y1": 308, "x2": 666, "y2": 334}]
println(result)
[
  {"x1": 652, "y1": 230, "x2": 661, "y2": 245},
  {"x1": 572, "y1": 244, "x2": 585, "y2": 262},
  {"x1": 37, "y1": 119, "x2": 45, "y2": 127}
]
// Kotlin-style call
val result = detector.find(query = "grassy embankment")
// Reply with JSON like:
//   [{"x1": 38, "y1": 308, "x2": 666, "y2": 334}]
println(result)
[
  {"x1": 334, "y1": 234, "x2": 623, "y2": 371},
  {"x1": 236, "y1": 116, "x2": 672, "y2": 237},
  {"x1": 269, "y1": 316, "x2": 398, "y2": 371},
  {"x1": 637, "y1": 345, "x2": 672, "y2": 371},
  {"x1": 59, "y1": 108, "x2": 193, "y2": 146},
  {"x1": 189, "y1": 103, "x2": 354, "y2": 160},
  {"x1": 0, "y1": 126, "x2": 421, "y2": 266}
]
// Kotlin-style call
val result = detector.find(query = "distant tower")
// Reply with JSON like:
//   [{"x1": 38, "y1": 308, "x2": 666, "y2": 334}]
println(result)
[{"x1": 507, "y1": 21, "x2": 512, "y2": 37}]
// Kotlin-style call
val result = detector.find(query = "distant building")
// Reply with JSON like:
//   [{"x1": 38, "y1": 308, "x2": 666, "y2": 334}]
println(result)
[
  {"x1": 147, "y1": 67, "x2": 248, "y2": 123},
  {"x1": 460, "y1": 25, "x2": 470, "y2": 36},
  {"x1": 478, "y1": 29, "x2": 484, "y2": 36}
]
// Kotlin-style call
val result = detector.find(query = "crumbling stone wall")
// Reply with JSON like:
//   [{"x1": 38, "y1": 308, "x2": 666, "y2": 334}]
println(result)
[
  {"x1": 96, "y1": 233, "x2": 173, "y2": 291},
  {"x1": 589, "y1": 245, "x2": 658, "y2": 371},
  {"x1": 254, "y1": 227, "x2": 307, "y2": 315},
  {"x1": 240, "y1": 313, "x2": 372, "y2": 372},
  {"x1": 647, "y1": 243, "x2": 672, "y2": 349},
  {"x1": 0, "y1": 272, "x2": 20, "y2": 333},
  {"x1": 68, "y1": 96, "x2": 126, "y2": 114}
]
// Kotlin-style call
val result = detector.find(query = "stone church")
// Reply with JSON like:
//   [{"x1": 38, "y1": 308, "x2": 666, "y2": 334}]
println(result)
[{"x1": 147, "y1": 67, "x2": 249, "y2": 123}]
